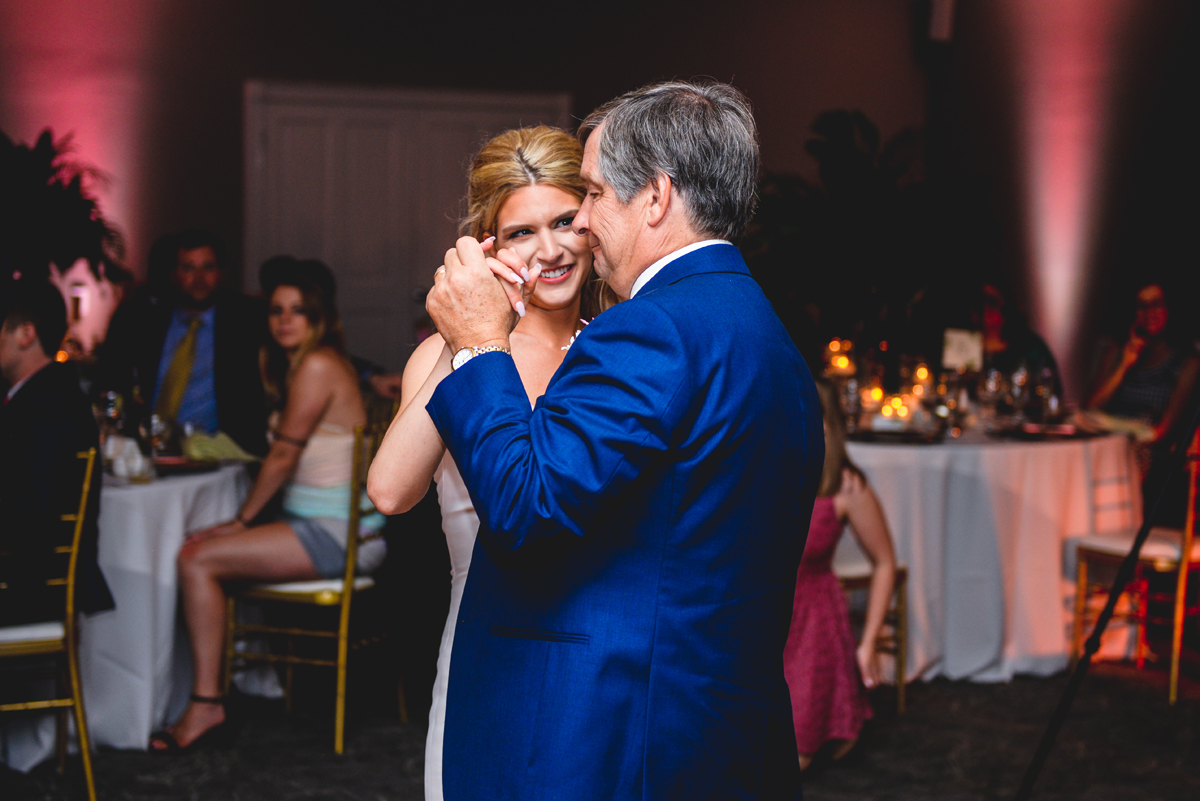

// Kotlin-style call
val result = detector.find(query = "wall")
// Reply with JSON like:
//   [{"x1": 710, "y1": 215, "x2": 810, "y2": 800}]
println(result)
[{"x1": 0, "y1": 0, "x2": 929, "y2": 294}]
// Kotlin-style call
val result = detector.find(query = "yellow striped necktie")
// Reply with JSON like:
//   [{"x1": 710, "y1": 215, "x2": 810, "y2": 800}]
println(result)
[{"x1": 155, "y1": 316, "x2": 202, "y2": 421}]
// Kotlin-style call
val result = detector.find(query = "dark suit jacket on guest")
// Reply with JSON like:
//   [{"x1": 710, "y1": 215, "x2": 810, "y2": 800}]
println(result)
[
  {"x1": 0, "y1": 362, "x2": 114, "y2": 627},
  {"x1": 97, "y1": 287, "x2": 268, "y2": 456},
  {"x1": 428, "y1": 244, "x2": 824, "y2": 800}
]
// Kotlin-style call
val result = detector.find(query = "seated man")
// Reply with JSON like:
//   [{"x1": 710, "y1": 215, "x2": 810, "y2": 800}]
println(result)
[
  {"x1": 97, "y1": 229, "x2": 268, "y2": 456},
  {"x1": 0, "y1": 279, "x2": 113, "y2": 626}
]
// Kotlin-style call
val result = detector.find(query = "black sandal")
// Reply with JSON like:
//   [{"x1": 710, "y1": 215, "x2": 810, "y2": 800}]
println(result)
[{"x1": 148, "y1": 694, "x2": 234, "y2": 753}]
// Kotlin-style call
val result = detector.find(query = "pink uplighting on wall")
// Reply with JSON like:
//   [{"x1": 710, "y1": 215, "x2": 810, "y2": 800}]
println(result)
[
  {"x1": 0, "y1": 0, "x2": 167, "y2": 349},
  {"x1": 1003, "y1": 0, "x2": 1134, "y2": 400}
]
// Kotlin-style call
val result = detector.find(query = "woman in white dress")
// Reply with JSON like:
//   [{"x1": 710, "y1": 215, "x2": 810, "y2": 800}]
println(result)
[{"x1": 368, "y1": 126, "x2": 613, "y2": 800}]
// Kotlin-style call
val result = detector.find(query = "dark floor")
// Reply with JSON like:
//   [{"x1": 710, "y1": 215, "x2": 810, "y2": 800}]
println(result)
[{"x1": 3, "y1": 656, "x2": 1199, "y2": 801}]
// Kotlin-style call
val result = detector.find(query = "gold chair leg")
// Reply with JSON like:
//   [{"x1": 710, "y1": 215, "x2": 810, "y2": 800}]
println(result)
[
  {"x1": 1072, "y1": 554, "x2": 1089, "y2": 669},
  {"x1": 397, "y1": 674, "x2": 409, "y2": 725},
  {"x1": 286, "y1": 640, "x2": 295, "y2": 713},
  {"x1": 68, "y1": 632, "x2": 97, "y2": 801},
  {"x1": 1169, "y1": 565, "x2": 1191, "y2": 706},
  {"x1": 1134, "y1": 571, "x2": 1148, "y2": 670},
  {"x1": 56, "y1": 706, "x2": 67, "y2": 773},
  {"x1": 335, "y1": 626, "x2": 349, "y2": 754}
]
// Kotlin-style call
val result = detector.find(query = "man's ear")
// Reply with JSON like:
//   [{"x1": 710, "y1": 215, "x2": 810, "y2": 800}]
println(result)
[
  {"x1": 645, "y1": 171, "x2": 674, "y2": 228},
  {"x1": 15, "y1": 321, "x2": 39, "y2": 350}
]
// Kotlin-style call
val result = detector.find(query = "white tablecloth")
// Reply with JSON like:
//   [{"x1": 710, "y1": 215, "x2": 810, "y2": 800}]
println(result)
[
  {"x1": 1, "y1": 465, "x2": 249, "y2": 771},
  {"x1": 843, "y1": 432, "x2": 1141, "y2": 682}
]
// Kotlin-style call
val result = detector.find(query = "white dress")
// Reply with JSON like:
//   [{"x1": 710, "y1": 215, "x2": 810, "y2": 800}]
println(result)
[{"x1": 425, "y1": 452, "x2": 479, "y2": 801}]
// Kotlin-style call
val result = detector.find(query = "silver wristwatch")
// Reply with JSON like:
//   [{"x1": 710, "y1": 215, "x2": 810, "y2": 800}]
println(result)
[{"x1": 451, "y1": 345, "x2": 511, "y2": 371}]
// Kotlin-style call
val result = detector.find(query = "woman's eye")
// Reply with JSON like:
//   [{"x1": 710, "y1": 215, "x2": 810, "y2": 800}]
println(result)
[
  {"x1": 510, "y1": 228, "x2": 532, "y2": 238},
  {"x1": 555, "y1": 216, "x2": 576, "y2": 229},
  {"x1": 268, "y1": 307, "x2": 282, "y2": 316}
]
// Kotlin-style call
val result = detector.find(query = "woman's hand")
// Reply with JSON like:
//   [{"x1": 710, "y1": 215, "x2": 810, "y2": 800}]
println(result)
[
  {"x1": 857, "y1": 641, "x2": 882, "y2": 689},
  {"x1": 186, "y1": 518, "x2": 247, "y2": 544},
  {"x1": 1121, "y1": 327, "x2": 1147, "y2": 367}
]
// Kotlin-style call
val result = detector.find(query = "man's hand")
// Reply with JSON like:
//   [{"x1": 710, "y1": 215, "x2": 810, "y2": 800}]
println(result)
[{"x1": 427, "y1": 236, "x2": 524, "y2": 354}]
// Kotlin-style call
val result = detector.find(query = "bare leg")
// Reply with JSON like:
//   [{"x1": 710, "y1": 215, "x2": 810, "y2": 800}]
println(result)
[{"x1": 153, "y1": 522, "x2": 320, "y2": 749}]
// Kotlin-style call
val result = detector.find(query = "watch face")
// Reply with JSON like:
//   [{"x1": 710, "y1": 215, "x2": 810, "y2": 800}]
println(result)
[{"x1": 452, "y1": 348, "x2": 473, "y2": 370}]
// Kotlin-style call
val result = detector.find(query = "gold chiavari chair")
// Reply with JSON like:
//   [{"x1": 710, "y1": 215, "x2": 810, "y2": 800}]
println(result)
[
  {"x1": 834, "y1": 561, "x2": 909, "y2": 714},
  {"x1": 1073, "y1": 430, "x2": 1200, "y2": 704},
  {"x1": 222, "y1": 425, "x2": 404, "y2": 753},
  {"x1": 0, "y1": 448, "x2": 98, "y2": 801}
]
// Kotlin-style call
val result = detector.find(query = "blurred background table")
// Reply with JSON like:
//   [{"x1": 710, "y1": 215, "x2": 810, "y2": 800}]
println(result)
[
  {"x1": 841, "y1": 431, "x2": 1141, "y2": 683},
  {"x1": 2, "y1": 464, "x2": 249, "y2": 771}
]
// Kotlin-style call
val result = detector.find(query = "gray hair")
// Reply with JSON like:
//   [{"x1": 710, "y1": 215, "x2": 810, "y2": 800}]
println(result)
[{"x1": 578, "y1": 80, "x2": 760, "y2": 241}]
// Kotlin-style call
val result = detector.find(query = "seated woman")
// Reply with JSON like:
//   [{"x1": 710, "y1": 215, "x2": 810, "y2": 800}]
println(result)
[
  {"x1": 784, "y1": 380, "x2": 897, "y2": 771},
  {"x1": 1087, "y1": 281, "x2": 1200, "y2": 444},
  {"x1": 151, "y1": 257, "x2": 384, "y2": 752}
]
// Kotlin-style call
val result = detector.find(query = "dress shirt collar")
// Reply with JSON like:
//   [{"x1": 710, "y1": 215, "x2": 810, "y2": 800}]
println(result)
[
  {"x1": 5, "y1": 362, "x2": 50, "y2": 402},
  {"x1": 628, "y1": 240, "x2": 731, "y2": 299}
]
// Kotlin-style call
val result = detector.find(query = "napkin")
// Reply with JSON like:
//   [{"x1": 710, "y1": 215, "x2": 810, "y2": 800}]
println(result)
[{"x1": 183, "y1": 431, "x2": 259, "y2": 462}]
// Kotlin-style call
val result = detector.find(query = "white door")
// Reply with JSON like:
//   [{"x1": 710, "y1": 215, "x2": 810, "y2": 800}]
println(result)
[{"x1": 245, "y1": 82, "x2": 571, "y2": 371}]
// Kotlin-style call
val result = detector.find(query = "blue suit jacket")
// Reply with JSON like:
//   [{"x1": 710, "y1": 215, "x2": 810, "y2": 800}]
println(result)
[{"x1": 427, "y1": 244, "x2": 823, "y2": 800}]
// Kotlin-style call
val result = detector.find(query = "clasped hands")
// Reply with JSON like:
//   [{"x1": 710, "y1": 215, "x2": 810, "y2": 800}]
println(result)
[{"x1": 427, "y1": 236, "x2": 541, "y2": 354}]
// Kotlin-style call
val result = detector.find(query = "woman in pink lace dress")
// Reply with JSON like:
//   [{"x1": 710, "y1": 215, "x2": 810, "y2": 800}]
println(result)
[{"x1": 784, "y1": 380, "x2": 897, "y2": 770}]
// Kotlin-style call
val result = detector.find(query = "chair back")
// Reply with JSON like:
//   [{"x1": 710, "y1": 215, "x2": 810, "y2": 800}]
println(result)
[
  {"x1": 336, "y1": 425, "x2": 380, "y2": 618},
  {"x1": 0, "y1": 448, "x2": 96, "y2": 630}
]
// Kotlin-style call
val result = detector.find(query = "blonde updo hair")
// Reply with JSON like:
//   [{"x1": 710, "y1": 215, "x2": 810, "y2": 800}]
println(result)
[{"x1": 460, "y1": 126, "x2": 617, "y2": 319}]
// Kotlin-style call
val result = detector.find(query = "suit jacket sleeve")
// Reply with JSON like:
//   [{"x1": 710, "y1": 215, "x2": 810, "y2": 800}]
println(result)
[{"x1": 427, "y1": 300, "x2": 688, "y2": 557}]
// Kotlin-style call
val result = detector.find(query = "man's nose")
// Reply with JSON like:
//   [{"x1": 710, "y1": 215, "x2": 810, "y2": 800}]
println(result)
[{"x1": 573, "y1": 200, "x2": 590, "y2": 236}]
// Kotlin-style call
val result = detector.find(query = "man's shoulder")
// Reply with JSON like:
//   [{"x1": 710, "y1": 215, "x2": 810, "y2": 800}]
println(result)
[{"x1": 6, "y1": 365, "x2": 96, "y2": 435}]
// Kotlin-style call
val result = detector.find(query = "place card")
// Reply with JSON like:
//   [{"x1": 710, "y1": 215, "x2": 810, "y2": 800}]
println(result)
[{"x1": 943, "y1": 328, "x2": 983, "y2": 371}]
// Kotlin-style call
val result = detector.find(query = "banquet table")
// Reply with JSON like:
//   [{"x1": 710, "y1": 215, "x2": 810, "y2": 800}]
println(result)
[
  {"x1": 1, "y1": 465, "x2": 250, "y2": 771},
  {"x1": 842, "y1": 431, "x2": 1141, "y2": 683}
]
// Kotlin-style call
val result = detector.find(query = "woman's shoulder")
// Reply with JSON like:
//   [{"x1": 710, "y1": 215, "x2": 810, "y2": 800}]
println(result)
[{"x1": 294, "y1": 346, "x2": 354, "y2": 381}]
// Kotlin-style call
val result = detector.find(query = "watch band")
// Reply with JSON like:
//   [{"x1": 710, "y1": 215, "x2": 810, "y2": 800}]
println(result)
[{"x1": 452, "y1": 345, "x2": 511, "y2": 370}]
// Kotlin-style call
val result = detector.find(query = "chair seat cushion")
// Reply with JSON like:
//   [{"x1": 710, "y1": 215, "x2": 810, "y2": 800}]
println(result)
[
  {"x1": 1078, "y1": 527, "x2": 1200, "y2": 566},
  {"x1": 0, "y1": 621, "x2": 65, "y2": 644},
  {"x1": 253, "y1": 577, "x2": 375, "y2": 594}
]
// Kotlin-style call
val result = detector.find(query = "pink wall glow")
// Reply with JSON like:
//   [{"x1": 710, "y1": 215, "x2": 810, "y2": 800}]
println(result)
[
  {"x1": 1003, "y1": 0, "x2": 1136, "y2": 400},
  {"x1": 0, "y1": 0, "x2": 168, "y2": 279},
  {"x1": 0, "y1": 0, "x2": 168, "y2": 350}
]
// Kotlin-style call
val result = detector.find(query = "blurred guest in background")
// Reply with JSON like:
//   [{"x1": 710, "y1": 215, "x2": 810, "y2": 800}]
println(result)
[
  {"x1": 96, "y1": 229, "x2": 267, "y2": 455},
  {"x1": 784, "y1": 380, "x2": 896, "y2": 771},
  {"x1": 980, "y1": 283, "x2": 1062, "y2": 398},
  {"x1": 1087, "y1": 281, "x2": 1200, "y2": 444},
  {"x1": 259, "y1": 254, "x2": 402, "y2": 403},
  {"x1": 152, "y1": 258, "x2": 384, "y2": 752},
  {"x1": 0, "y1": 278, "x2": 113, "y2": 626}
]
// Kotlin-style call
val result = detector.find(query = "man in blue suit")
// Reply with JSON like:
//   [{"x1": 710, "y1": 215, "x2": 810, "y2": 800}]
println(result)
[{"x1": 425, "y1": 80, "x2": 823, "y2": 799}]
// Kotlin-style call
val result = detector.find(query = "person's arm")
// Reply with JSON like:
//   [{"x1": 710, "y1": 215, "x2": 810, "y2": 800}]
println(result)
[
  {"x1": 188, "y1": 351, "x2": 335, "y2": 538},
  {"x1": 367, "y1": 333, "x2": 453, "y2": 515},
  {"x1": 426, "y1": 299, "x2": 688, "y2": 557},
  {"x1": 1152, "y1": 353, "x2": 1200, "y2": 441},
  {"x1": 1087, "y1": 335, "x2": 1143, "y2": 410},
  {"x1": 836, "y1": 468, "x2": 897, "y2": 688}
]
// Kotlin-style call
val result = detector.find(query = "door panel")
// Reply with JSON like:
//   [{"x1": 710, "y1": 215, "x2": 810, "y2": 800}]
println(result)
[{"x1": 245, "y1": 83, "x2": 571, "y2": 372}]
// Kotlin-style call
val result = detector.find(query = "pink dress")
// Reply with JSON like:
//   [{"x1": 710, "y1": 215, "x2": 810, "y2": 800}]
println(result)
[{"x1": 783, "y1": 496, "x2": 873, "y2": 754}]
